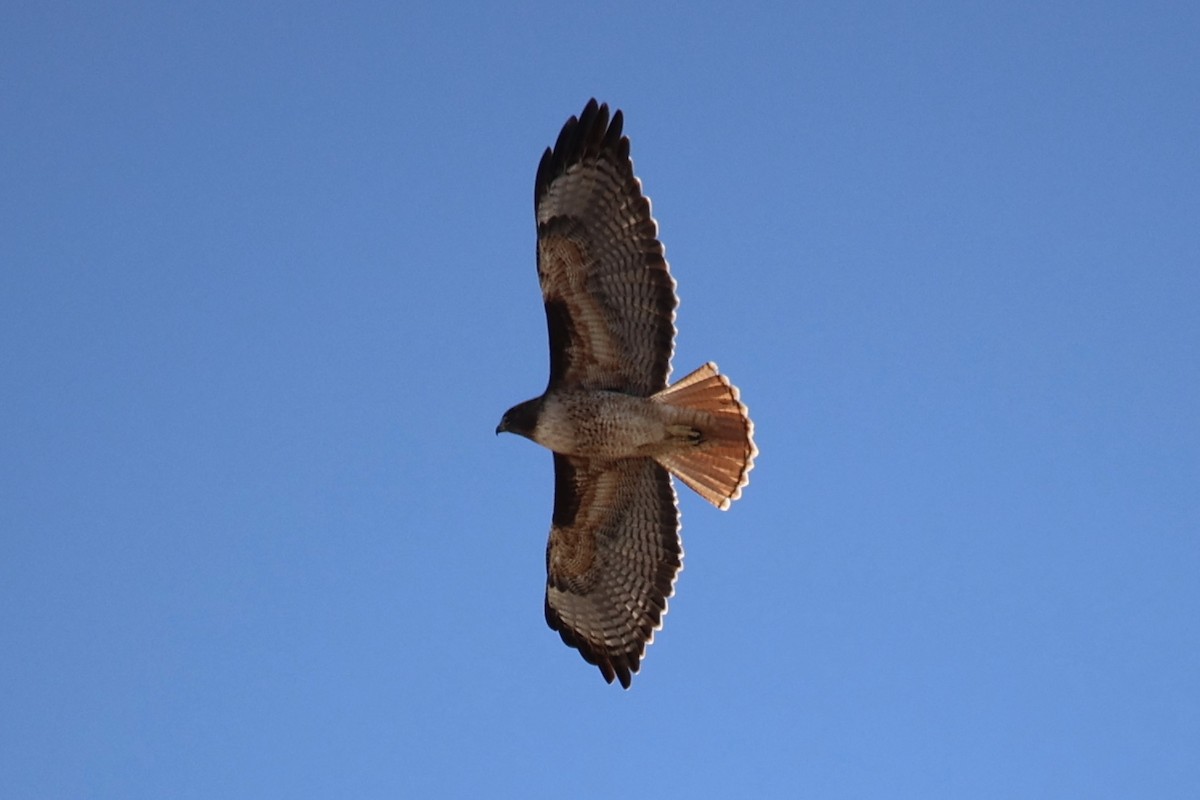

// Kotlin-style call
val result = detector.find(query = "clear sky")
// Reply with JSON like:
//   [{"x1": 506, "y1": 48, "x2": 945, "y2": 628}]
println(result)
[{"x1": 2, "y1": 2, "x2": 1197, "y2": 798}]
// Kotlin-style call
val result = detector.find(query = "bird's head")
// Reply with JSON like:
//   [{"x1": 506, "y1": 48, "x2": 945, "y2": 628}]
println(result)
[{"x1": 496, "y1": 397, "x2": 541, "y2": 439}]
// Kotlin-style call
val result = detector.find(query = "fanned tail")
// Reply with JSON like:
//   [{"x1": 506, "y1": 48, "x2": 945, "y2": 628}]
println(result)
[{"x1": 652, "y1": 363, "x2": 757, "y2": 510}]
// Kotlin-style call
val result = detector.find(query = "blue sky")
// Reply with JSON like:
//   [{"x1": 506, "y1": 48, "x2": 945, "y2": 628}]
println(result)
[{"x1": 2, "y1": 2, "x2": 1197, "y2": 797}]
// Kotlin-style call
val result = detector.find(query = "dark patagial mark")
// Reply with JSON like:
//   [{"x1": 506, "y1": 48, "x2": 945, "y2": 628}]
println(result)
[
  {"x1": 543, "y1": 297, "x2": 577, "y2": 388},
  {"x1": 550, "y1": 453, "x2": 582, "y2": 529}
]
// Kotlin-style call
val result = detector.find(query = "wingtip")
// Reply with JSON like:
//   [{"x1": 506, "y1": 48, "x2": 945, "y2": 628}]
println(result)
[
  {"x1": 534, "y1": 99, "x2": 629, "y2": 211},
  {"x1": 599, "y1": 656, "x2": 635, "y2": 689}
]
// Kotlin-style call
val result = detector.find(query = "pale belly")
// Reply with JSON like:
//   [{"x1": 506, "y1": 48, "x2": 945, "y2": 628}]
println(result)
[{"x1": 533, "y1": 390, "x2": 670, "y2": 458}]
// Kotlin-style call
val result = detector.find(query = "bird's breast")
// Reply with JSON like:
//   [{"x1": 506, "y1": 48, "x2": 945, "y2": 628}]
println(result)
[{"x1": 533, "y1": 391, "x2": 667, "y2": 458}]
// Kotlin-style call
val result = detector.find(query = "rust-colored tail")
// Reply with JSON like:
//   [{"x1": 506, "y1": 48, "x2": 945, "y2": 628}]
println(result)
[{"x1": 652, "y1": 362, "x2": 757, "y2": 510}]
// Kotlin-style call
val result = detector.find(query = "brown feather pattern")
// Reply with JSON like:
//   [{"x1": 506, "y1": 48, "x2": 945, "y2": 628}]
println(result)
[
  {"x1": 501, "y1": 100, "x2": 755, "y2": 688},
  {"x1": 535, "y1": 99, "x2": 677, "y2": 396},
  {"x1": 545, "y1": 455, "x2": 681, "y2": 689}
]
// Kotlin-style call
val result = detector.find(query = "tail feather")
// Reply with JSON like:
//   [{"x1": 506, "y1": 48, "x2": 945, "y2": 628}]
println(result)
[{"x1": 652, "y1": 363, "x2": 757, "y2": 510}]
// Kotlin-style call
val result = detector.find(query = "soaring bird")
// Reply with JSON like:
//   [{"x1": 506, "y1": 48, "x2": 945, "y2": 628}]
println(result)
[{"x1": 497, "y1": 100, "x2": 757, "y2": 687}]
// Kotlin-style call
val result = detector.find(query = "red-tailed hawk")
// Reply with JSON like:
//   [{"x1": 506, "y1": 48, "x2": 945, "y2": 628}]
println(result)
[{"x1": 496, "y1": 100, "x2": 757, "y2": 688}]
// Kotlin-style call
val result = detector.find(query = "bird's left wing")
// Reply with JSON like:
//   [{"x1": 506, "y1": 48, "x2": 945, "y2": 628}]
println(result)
[{"x1": 544, "y1": 453, "x2": 682, "y2": 688}]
